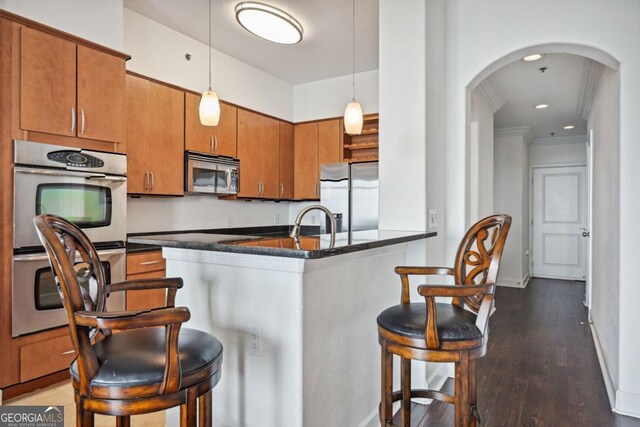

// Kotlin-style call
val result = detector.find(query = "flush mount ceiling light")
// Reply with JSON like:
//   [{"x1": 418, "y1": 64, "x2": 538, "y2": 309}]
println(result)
[
  {"x1": 235, "y1": 2, "x2": 303, "y2": 44},
  {"x1": 534, "y1": 103, "x2": 549, "y2": 109},
  {"x1": 524, "y1": 54, "x2": 542, "y2": 62},
  {"x1": 563, "y1": 125, "x2": 575, "y2": 129}
]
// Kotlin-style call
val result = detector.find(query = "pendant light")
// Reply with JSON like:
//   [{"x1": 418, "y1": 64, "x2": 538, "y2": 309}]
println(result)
[
  {"x1": 200, "y1": 0, "x2": 221, "y2": 126},
  {"x1": 344, "y1": 0, "x2": 363, "y2": 135}
]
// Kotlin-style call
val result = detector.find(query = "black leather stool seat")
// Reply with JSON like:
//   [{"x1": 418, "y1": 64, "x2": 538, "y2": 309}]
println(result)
[
  {"x1": 71, "y1": 327, "x2": 223, "y2": 387},
  {"x1": 377, "y1": 303, "x2": 482, "y2": 342}
]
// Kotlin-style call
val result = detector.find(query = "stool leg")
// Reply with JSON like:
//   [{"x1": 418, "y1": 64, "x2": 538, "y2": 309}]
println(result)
[
  {"x1": 116, "y1": 416, "x2": 130, "y2": 427},
  {"x1": 76, "y1": 403, "x2": 94, "y2": 427},
  {"x1": 454, "y1": 352, "x2": 472, "y2": 427},
  {"x1": 401, "y1": 357, "x2": 412, "y2": 427},
  {"x1": 199, "y1": 390, "x2": 213, "y2": 427},
  {"x1": 380, "y1": 340, "x2": 393, "y2": 426},
  {"x1": 180, "y1": 387, "x2": 197, "y2": 427},
  {"x1": 470, "y1": 359, "x2": 478, "y2": 427}
]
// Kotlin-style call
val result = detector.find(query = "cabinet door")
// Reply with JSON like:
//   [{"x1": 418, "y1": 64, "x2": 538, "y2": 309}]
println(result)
[
  {"x1": 213, "y1": 103, "x2": 238, "y2": 157},
  {"x1": 126, "y1": 270, "x2": 167, "y2": 311},
  {"x1": 294, "y1": 122, "x2": 319, "y2": 200},
  {"x1": 20, "y1": 27, "x2": 76, "y2": 137},
  {"x1": 260, "y1": 116, "x2": 280, "y2": 199},
  {"x1": 185, "y1": 92, "x2": 214, "y2": 153},
  {"x1": 318, "y1": 119, "x2": 341, "y2": 165},
  {"x1": 279, "y1": 122, "x2": 294, "y2": 199},
  {"x1": 125, "y1": 74, "x2": 184, "y2": 195},
  {"x1": 77, "y1": 46, "x2": 125, "y2": 143},
  {"x1": 237, "y1": 109, "x2": 262, "y2": 197}
]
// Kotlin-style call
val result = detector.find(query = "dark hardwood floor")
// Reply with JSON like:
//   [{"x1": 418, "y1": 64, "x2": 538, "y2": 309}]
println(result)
[{"x1": 398, "y1": 278, "x2": 640, "y2": 427}]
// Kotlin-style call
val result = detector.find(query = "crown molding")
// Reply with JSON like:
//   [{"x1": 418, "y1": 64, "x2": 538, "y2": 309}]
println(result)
[
  {"x1": 577, "y1": 58, "x2": 603, "y2": 120},
  {"x1": 477, "y1": 80, "x2": 504, "y2": 113},
  {"x1": 494, "y1": 126, "x2": 534, "y2": 143},
  {"x1": 531, "y1": 135, "x2": 587, "y2": 145}
]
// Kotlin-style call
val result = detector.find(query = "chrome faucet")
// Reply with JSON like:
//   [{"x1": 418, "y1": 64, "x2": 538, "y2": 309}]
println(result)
[{"x1": 290, "y1": 204, "x2": 337, "y2": 249}]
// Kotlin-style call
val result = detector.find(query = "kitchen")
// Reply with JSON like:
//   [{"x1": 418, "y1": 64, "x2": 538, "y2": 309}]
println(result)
[
  {"x1": 1, "y1": 1, "x2": 640, "y2": 427},
  {"x1": 0, "y1": 1, "x2": 433, "y2": 426}
]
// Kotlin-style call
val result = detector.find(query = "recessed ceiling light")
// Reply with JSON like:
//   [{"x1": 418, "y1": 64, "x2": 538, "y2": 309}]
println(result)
[
  {"x1": 524, "y1": 54, "x2": 542, "y2": 62},
  {"x1": 235, "y1": 2, "x2": 303, "y2": 45},
  {"x1": 563, "y1": 125, "x2": 575, "y2": 130},
  {"x1": 534, "y1": 104, "x2": 549, "y2": 109}
]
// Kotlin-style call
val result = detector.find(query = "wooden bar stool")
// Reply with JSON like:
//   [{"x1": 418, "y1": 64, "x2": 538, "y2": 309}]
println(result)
[
  {"x1": 34, "y1": 214, "x2": 223, "y2": 427},
  {"x1": 377, "y1": 214, "x2": 511, "y2": 427}
]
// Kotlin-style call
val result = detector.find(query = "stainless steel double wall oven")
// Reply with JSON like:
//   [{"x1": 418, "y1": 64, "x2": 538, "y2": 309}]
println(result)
[{"x1": 12, "y1": 140, "x2": 127, "y2": 337}]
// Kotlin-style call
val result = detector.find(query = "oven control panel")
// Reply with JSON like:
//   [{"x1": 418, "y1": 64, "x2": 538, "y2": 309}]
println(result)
[{"x1": 47, "y1": 150, "x2": 105, "y2": 168}]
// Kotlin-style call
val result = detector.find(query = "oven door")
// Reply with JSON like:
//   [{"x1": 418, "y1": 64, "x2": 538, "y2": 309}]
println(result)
[
  {"x1": 186, "y1": 159, "x2": 218, "y2": 194},
  {"x1": 14, "y1": 167, "x2": 126, "y2": 249},
  {"x1": 12, "y1": 248, "x2": 126, "y2": 337},
  {"x1": 215, "y1": 164, "x2": 239, "y2": 195}
]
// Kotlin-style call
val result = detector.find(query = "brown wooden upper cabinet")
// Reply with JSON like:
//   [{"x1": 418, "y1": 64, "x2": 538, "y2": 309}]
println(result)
[
  {"x1": 185, "y1": 92, "x2": 238, "y2": 157},
  {"x1": 20, "y1": 27, "x2": 125, "y2": 144},
  {"x1": 237, "y1": 109, "x2": 279, "y2": 198},
  {"x1": 293, "y1": 118, "x2": 341, "y2": 200},
  {"x1": 125, "y1": 74, "x2": 184, "y2": 196},
  {"x1": 279, "y1": 122, "x2": 294, "y2": 199}
]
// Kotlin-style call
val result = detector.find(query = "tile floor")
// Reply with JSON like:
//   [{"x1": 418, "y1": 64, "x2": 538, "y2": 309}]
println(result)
[{"x1": 3, "y1": 379, "x2": 165, "y2": 427}]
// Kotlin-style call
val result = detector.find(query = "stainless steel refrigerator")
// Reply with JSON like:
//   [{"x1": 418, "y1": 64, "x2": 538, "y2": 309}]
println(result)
[{"x1": 320, "y1": 162, "x2": 379, "y2": 233}]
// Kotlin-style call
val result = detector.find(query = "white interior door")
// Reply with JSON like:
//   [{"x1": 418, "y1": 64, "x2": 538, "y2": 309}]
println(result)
[{"x1": 532, "y1": 166, "x2": 588, "y2": 280}]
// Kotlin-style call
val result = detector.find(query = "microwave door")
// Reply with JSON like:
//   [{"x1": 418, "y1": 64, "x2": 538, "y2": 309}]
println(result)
[
  {"x1": 215, "y1": 165, "x2": 237, "y2": 195},
  {"x1": 188, "y1": 160, "x2": 218, "y2": 193}
]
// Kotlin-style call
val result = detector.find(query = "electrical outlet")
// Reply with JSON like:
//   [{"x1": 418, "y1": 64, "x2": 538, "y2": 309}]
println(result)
[
  {"x1": 428, "y1": 209, "x2": 438, "y2": 228},
  {"x1": 273, "y1": 213, "x2": 280, "y2": 225},
  {"x1": 226, "y1": 215, "x2": 233, "y2": 227},
  {"x1": 247, "y1": 326, "x2": 263, "y2": 356}
]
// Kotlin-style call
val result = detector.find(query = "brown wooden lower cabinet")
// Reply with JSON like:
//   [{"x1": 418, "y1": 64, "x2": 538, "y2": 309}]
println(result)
[
  {"x1": 126, "y1": 250, "x2": 167, "y2": 311},
  {"x1": 19, "y1": 334, "x2": 75, "y2": 383}
]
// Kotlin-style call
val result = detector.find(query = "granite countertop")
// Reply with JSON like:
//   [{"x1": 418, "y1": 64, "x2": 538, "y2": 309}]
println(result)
[{"x1": 128, "y1": 229, "x2": 436, "y2": 259}]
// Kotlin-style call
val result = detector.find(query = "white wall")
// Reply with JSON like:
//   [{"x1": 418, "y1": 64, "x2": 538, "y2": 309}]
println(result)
[
  {"x1": 378, "y1": 1, "x2": 427, "y2": 232},
  {"x1": 293, "y1": 70, "x2": 378, "y2": 123},
  {"x1": 588, "y1": 67, "x2": 620, "y2": 395},
  {"x1": 493, "y1": 131, "x2": 530, "y2": 287},
  {"x1": 0, "y1": 0, "x2": 124, "y2": 50},
  {"x1": 529, "y1": 139, "x2": 587, "y2": 166},
  {"x1": 468, "y1": 88, "x2": 495, "y2": 224},
  {"x1": 124, "y1": 8, "x2": 293, "y2": 121}
]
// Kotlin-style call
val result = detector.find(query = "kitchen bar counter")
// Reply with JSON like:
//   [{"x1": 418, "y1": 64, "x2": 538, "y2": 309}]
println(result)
[
  {"x1": 139, "y1": 227, "x2": 433, "y2": 427},
  {"x1": 128, "y1": 229, "x2": 434, "y2": 259}
]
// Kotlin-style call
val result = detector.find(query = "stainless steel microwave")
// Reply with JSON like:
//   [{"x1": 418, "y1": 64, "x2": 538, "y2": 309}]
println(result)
[{"x1": 185, "y1": 151, "x2": 239, "y2": 195}]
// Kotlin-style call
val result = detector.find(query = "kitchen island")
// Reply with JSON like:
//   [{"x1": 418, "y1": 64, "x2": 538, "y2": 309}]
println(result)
[{"x1": 129, "y1": 229, "x2": 434, "y2": 427}]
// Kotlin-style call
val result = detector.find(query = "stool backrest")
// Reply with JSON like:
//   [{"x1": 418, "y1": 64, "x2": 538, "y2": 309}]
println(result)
[
  {"x1": 33, "y1": 214, "x2": 107, "y2": 388},
  {"x1": 453, "y1": 214, "x2": 511, "y2": 311}
]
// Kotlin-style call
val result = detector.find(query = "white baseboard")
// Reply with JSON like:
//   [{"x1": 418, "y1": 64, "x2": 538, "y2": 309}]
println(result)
[
  {"x1": 497, "y1": 273, "x2": 530, "y2": 288},
  {"x1": 615, "y1": 389, "x2": 640, "y2": 419},
  {"x1": 589, "y1": 324, "x2": 616, "y2": 409}
]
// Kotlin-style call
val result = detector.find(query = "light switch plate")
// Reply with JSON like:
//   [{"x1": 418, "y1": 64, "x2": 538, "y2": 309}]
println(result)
[{"x1": 428, "y1": 209, "x2": 438, "y2": 229}]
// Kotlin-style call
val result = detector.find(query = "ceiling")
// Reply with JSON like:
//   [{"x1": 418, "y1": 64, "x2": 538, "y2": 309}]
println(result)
[
  {"x1": 488, "y1": 53, "x2": 599, "y2": 140},
  {"x1": 124, "y1": 0, "x2": 379, "y2": 85}
]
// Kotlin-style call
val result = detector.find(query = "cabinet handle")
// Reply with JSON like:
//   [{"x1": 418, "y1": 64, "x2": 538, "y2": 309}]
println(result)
[
  {"x1": 144, "y1": 172, "x2": 149, "y2": 191},
  {"x1": 150, "y1": 171, "x2": 155, "y2": 190},
  {"x1": 62, "y1": 349, "x2": 75, "y2": 355},
  {"x1": 70, "y1": 107, "x2": 76, "y2": 134},
  {"x1": 80, "y1": 108, "x2": 86, "y2": 135},
  {"x1": 210, "y1": 135, "x2": 214, "y2": 153},
  {"x1": 280, "y1": 183, "x2": 284, "y2": 198},
  {"x1": 214, "y1": 136, "x2": 218, "y2": 152},
  {"x1": 140, "y1": 260, "x2": 161, "y2": 266}
]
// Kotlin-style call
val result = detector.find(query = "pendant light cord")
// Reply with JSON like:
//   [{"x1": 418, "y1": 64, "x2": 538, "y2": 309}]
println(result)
[
  {"x1": 352, "y1": 0, "x2": 356, "y2": 102},
  {"x1": 208, "y1": 0, "x2": 212, "y2": 91}
]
